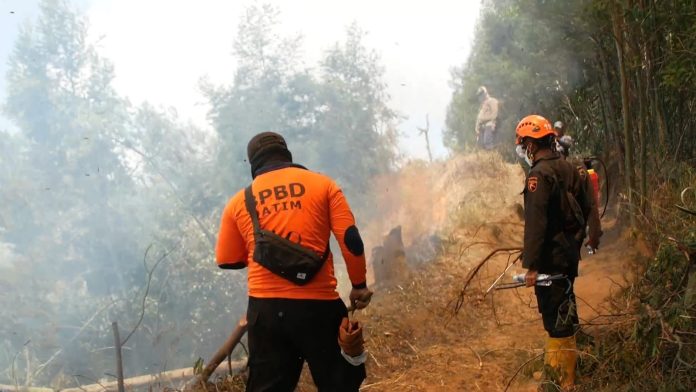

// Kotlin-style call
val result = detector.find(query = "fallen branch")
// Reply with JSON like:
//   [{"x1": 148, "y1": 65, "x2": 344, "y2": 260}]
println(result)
[
  {"x1": 192, "y1": 315, "x2": 249, "y2": 386},
  {"x1": 503, "y1": 352, "x2": 544, "y2": 392},
  {"x1": 449, "y1": 247, "x2": 523, "y2": 317}
]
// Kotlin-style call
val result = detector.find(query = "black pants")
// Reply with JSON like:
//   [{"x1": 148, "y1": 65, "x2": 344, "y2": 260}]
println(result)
[
  {"x1": 246, "y1": 297, "x2": 366, "y2": 392},
  {"x1": 535, "y1": 277, "x2": 577, "y2": 338}
]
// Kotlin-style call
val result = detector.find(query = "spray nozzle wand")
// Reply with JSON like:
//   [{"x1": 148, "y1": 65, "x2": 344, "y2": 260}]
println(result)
[{"x1": 511, "y1": 273, "x2": 567, "y2": 287}]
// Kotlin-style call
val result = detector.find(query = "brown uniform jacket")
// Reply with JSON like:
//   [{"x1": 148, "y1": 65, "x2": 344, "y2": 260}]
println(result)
[
  {"x1": 522, "y1": 154, "x2": 594, "y2": 277},
  {"x1": 475, "y1": 96, "x2": 499, "y2": 129}
]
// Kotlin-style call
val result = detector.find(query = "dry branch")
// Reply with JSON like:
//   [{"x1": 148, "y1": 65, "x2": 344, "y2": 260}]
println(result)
[
  {"x1": 122, "y1": 242, "x2": 179, "y2": 346},
  {"x1": 195, "y1": 316, "x2": 249, "y2": 384},
  {"x1": 449, "y1": 247, "x2": 523, "y2": 316}
]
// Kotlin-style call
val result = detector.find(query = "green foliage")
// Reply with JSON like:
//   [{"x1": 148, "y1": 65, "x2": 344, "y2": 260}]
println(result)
[
  {"x1": 1, "y1": 2, "x2": 147, "y2": 381},
  {"x1": 445, "y1": 0, "x2": 599, "y2": 153},
  {"x1": 0, "y1": 0, "x2": 243, "y2": 386},
  {"x1": 579, "y1": 229, "x2": 695, "y2": 391},
  {"x1": 314, "y1": 23, "x2": 398, "y2": 200},
  {"x1": 445, "y1": 0, "x2": 696, "y2": 171}
]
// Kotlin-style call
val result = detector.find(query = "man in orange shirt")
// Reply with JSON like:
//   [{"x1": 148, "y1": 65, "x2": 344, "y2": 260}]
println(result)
[{"x1": 216, "y1": 132, "x2": 373, "y2": 391}]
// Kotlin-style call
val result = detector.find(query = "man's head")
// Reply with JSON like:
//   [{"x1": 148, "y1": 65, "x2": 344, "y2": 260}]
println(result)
[
  {"x1": 557, "y1": 135, "x2": 574, "y2": 158},
  {"x1": 247, "y1": 131, "x2": 293, "y2": 177},
  {"x1": 553, "y1": 121, "x2": 565, "y2": 137},
  {"x1": 515, "y1": 115, "x2": 556, "y2": 163},
  {"x1": 476, "y1": 86, "x2": 489, "y2": 103}
]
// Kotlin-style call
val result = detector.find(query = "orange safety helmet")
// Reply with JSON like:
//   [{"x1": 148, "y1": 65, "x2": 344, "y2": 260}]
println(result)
[{"x1": 515, "y1": 115, "x2": 556, "y2": 145}]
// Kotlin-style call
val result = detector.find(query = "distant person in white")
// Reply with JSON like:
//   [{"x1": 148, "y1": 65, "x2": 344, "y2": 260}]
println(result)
[{"x1": 474, "y1": 86, "x2": 499, "y2": 149}]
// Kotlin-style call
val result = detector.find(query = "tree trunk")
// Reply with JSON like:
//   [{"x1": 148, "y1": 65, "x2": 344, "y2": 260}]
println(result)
[
  {"x1": 611, "y1": 2, "x2": 636, "y2": 228},
  {"x1": 636, "y1": 70, "x2": 647, "y2": 214},
  {"x1": 419, "y1": 114, "x2": 434, "y2": 163},
  {"x1": 596, "y1": 42, "x2": 622, "y2": 167}
]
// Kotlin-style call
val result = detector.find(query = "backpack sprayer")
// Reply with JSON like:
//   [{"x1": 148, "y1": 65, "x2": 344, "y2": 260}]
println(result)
[
  {"x1": 582, "y1": 156, "x2": 608, "y2": 255},
  {"x1": 583, "y1": 156, "x2": 609, "y2": 219}
]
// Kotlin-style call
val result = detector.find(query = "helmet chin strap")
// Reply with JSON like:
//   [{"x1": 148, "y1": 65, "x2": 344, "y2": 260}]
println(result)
[
  {"x1": 524, "y1": 141, "x2": 539, "y2": 166},
  {"x1": 525, "y1": 149, "x2": 534, "y2": 166},
  {"x1": 526, "y1": 141, "x2": 536, "y2": 158}
]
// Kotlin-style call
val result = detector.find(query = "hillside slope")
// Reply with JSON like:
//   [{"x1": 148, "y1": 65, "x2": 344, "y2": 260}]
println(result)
[
  {"x1": 201, "y1": 151, "x2": 644, "y2": 392},
  {"x1": 342, "y1": 152, "x2": 643, "y2": 391}
]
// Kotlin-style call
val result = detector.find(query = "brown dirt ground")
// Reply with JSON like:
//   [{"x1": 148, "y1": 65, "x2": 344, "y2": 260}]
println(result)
[{"x1": 341, "y1": 216, "x2": 643, "y2": 392}]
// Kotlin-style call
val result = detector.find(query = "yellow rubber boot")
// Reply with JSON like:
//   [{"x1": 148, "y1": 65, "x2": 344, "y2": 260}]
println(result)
[{"x1": 544, "y1": 336, "x2": 577, "y2": 389}]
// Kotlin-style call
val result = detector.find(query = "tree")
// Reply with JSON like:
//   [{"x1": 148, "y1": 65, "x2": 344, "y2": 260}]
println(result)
[
  {"x1": 314, "y1": 23, "x2": 398, "y2": 200},
  {"x1": 1, "y1": 0, "x2": 153, "y2": 384},
  {"x1": 444, "y1": 0, "x2": 599, "y2": 153},
  {"x1": 204, "y1": 6, "x2": 398, "y2": 205},
  {"x1": 204, "y1": 3, "x2": 304, "y2": 192}
]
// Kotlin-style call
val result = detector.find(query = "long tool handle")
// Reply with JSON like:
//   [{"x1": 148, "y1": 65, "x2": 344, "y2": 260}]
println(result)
[
  {"x1": 494, "y1": 282, "x2": 526, "y2": 290},
  {"x1": 495, "y1": 273, "x2": 569, "y2": 290},
  {"x1": 485, "y1": 257, "x2": 520, "y2": 296}
]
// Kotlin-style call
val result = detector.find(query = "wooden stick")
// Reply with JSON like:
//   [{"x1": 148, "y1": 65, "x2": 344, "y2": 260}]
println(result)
[
  {"x1": 197, "y1": 315, "x2": 248, "y2": 383},
  {"x1": 111, "y1": 322, "x2": 125, "y2": 392}
]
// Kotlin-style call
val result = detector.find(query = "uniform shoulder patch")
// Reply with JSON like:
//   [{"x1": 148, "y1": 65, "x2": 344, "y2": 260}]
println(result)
[{"x1": 527, "y1": 176, "x2": 538, "y2": 192}]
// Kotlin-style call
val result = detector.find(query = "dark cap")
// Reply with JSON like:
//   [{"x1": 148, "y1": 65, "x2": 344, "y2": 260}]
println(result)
[{"x1": 246, "y1": 131, "x2": 292, "y2": 176}]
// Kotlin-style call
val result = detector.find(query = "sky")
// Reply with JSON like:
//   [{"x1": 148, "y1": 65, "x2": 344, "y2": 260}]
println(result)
[{"x1": 1, "y1": 0, "x2": 481, "y2": 159}]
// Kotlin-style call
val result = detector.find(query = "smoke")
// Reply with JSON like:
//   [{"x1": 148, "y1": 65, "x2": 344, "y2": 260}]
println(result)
[{"x1": 354, "y1": 152, "x2": 524, "y2": 288}]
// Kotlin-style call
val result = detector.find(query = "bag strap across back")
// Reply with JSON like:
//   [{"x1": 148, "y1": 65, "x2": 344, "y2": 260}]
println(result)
[
  {"x1": 244, "y1": 185, "x2": 330, "y2": 261},
  {"x1": 244, "y1": 186, "x2": 262, "y2": 233}
]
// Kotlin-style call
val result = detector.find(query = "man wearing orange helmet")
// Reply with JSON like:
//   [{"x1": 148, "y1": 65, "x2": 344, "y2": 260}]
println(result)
[{"x1": 515, "y1": 115, "x2": 595, "y2": 389}]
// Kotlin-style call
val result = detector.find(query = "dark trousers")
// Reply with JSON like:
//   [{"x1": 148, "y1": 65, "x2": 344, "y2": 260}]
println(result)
[
  {"x1": 245, "y1": 297, "x2": 366, "y2": 392},
  {"x1": 478, "y1": 122, "x2": 496, "y2": 150},
  {"x1": 535, "y1": 277, "x2": 577, "y2": 338}
]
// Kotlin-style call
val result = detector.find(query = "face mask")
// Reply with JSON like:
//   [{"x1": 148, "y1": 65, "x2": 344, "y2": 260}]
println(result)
[
  {"x1": 516, "y1": 145, "x2": 534, "y2": 166},
  {"x1": 515, "y1": 145, "x2": 526, "y2": 160}
]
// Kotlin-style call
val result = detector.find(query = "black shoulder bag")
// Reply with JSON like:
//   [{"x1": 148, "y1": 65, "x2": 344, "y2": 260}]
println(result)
[{"x1": 244, "y1": 186, "x2": 329, "y2": 285}]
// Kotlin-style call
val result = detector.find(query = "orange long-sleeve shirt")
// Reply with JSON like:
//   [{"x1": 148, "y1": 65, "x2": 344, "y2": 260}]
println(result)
[{"x1": 216, "y1": 165, "x2": 367, "y2": 300}]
